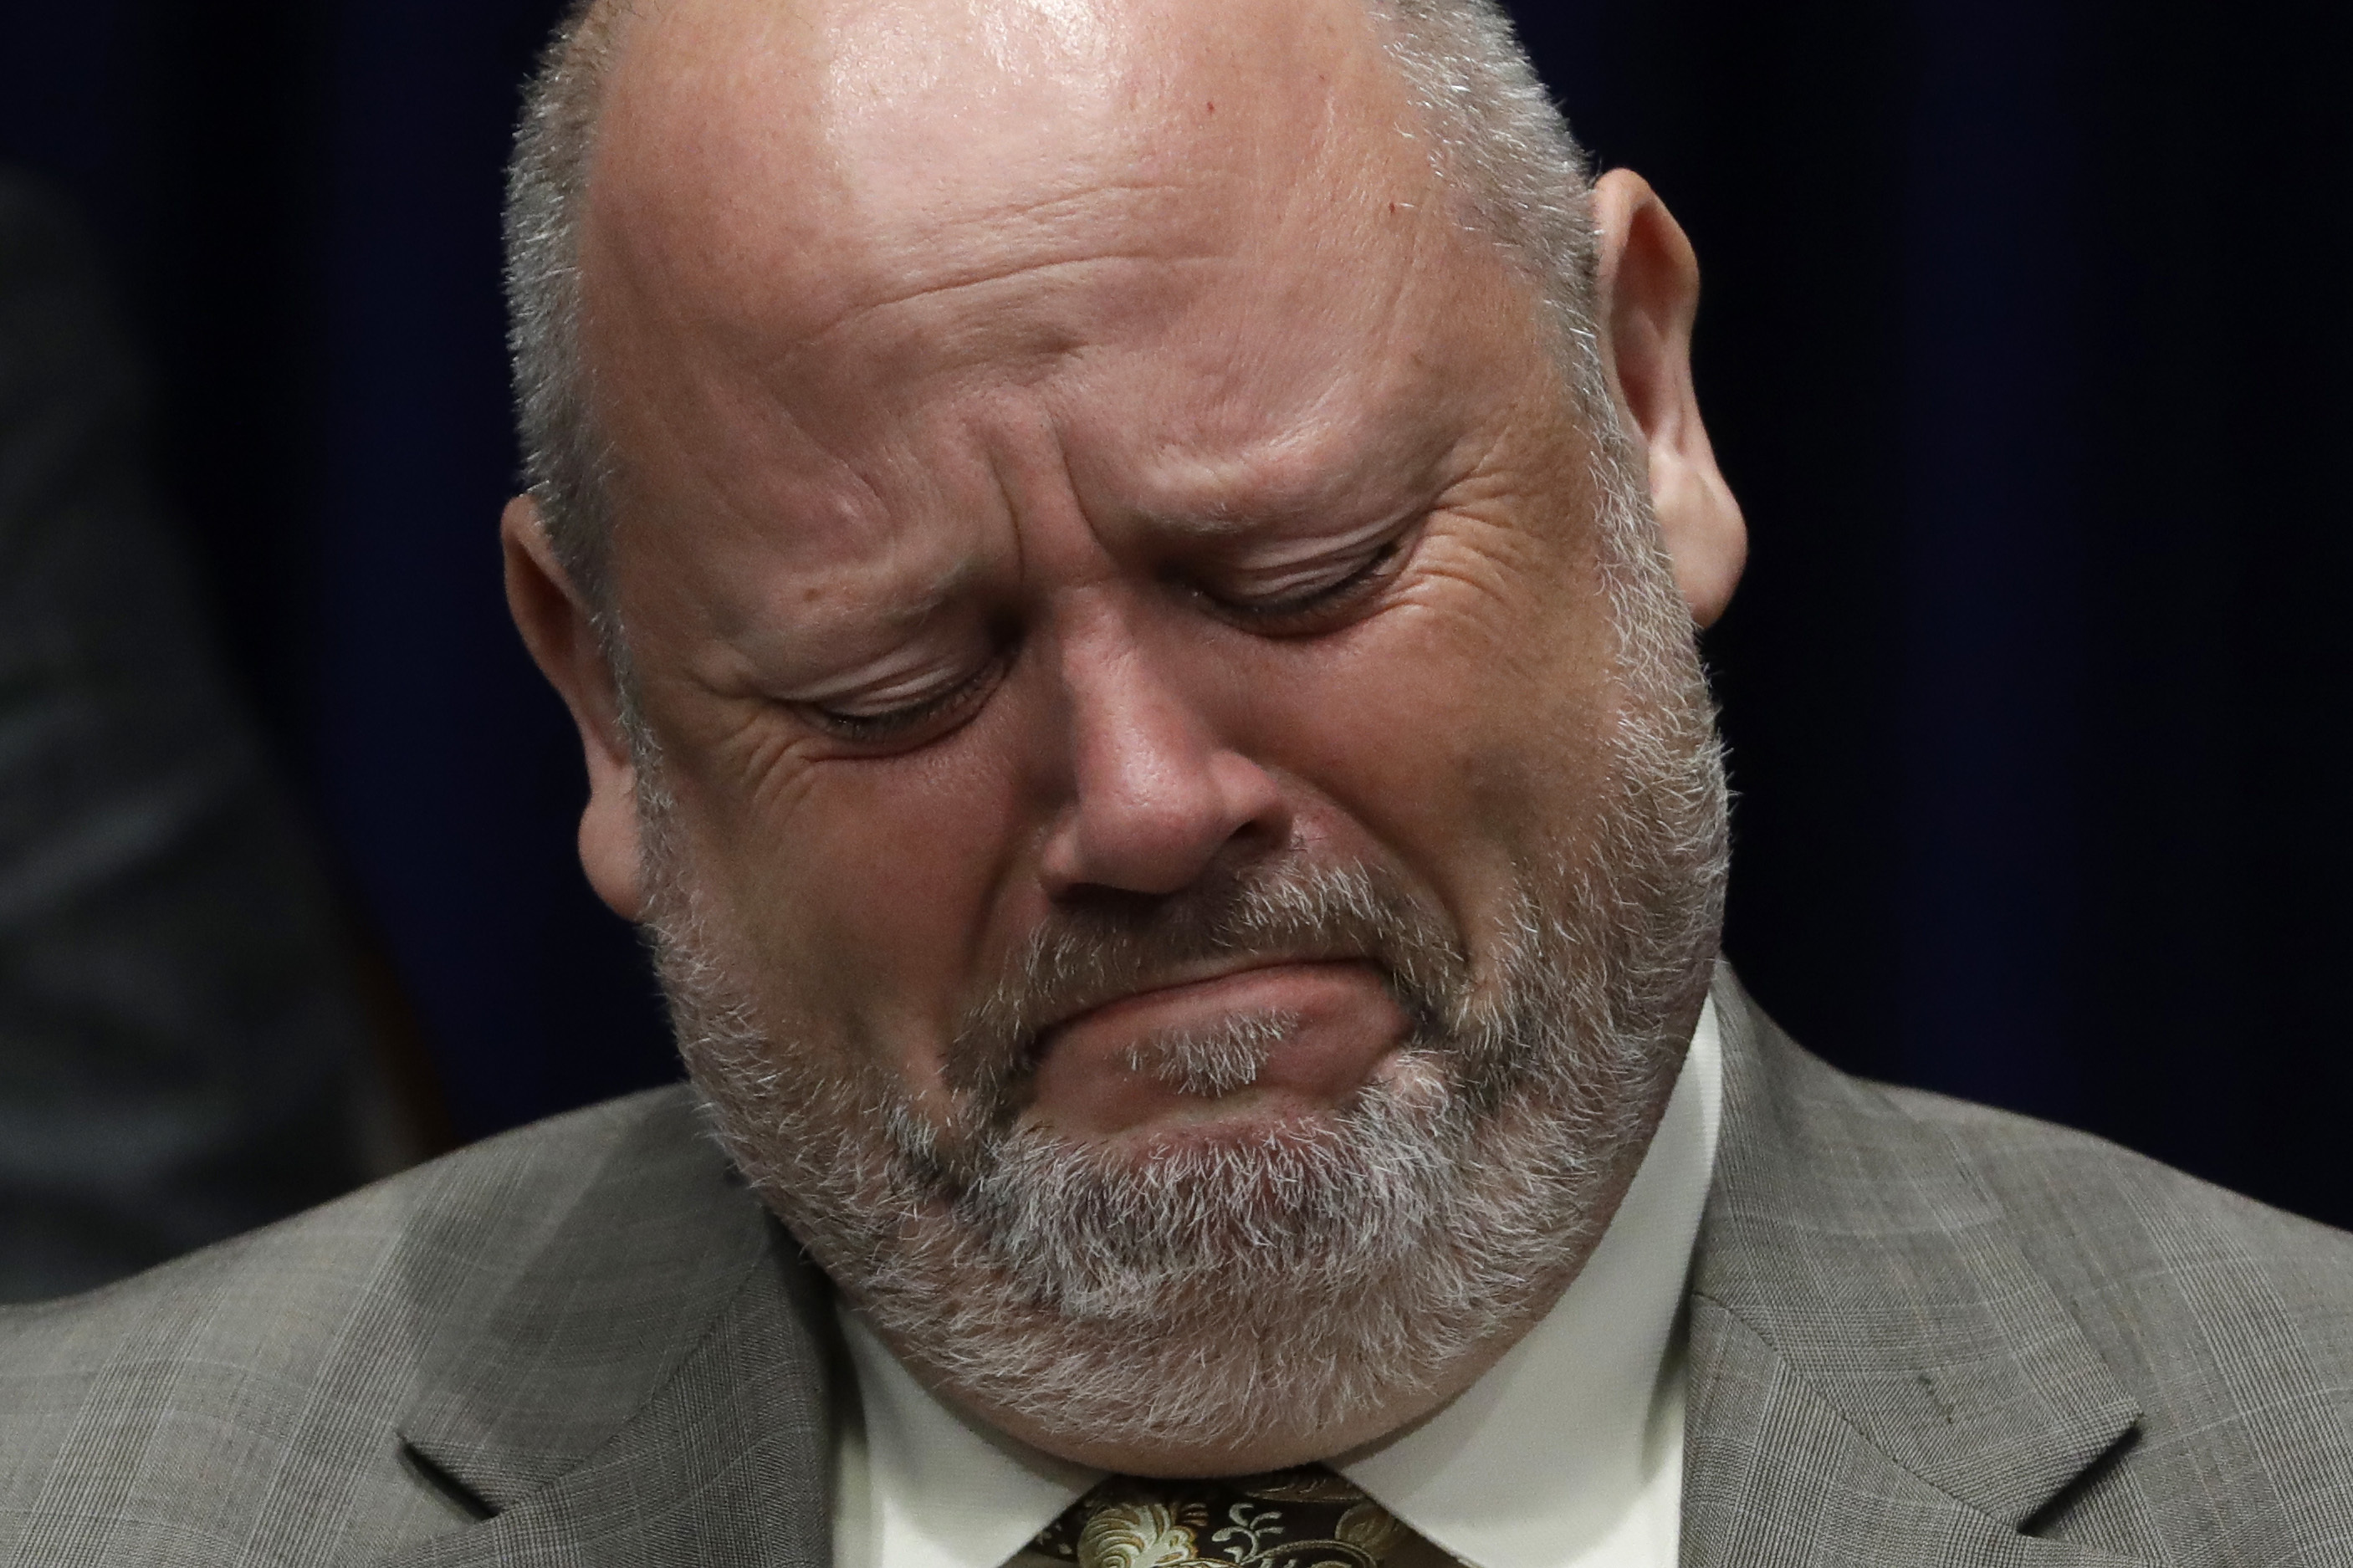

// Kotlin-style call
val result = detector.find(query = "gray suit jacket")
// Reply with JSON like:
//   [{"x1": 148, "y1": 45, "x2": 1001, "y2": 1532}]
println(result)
[{"x1": 3, "y1": 969, "x2": 2350, "y2": 1565}]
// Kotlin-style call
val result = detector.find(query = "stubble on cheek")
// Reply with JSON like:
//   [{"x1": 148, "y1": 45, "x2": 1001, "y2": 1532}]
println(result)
[{"x1": 653, "y1": 678, "x2": 1046, "y2": 1108}]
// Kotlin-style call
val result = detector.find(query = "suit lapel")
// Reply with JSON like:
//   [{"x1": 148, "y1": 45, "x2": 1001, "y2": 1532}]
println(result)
[
  {"x1": 1682, "y1": 972, "x2": 2146, "y2": 1565},
  {"x1": 381, "y1": 1090, "x2": 837, "y2": 1565},
  {"x1": 386, "y1": 1229, "x2": 835, "y2": 1568}
]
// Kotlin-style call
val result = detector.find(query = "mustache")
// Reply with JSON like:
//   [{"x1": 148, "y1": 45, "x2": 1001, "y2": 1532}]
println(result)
[{"x1": 942, "y1": 858, "x2": 1469, "y2": 1113}]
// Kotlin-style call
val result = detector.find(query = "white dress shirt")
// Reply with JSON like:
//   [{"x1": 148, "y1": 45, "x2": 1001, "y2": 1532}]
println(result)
[{"x1": 832, "y1": 998, "x2": 1724, "y2": 1568}]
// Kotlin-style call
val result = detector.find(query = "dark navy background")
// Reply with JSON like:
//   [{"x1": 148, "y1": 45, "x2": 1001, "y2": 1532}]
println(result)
[{"x1": 2, "y1": 3, "x2": 2345, "y2": 1214}]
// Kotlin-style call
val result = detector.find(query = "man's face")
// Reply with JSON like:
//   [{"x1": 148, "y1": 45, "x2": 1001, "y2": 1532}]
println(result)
[
  {"x1": 589, "y1": 0, "x2": 1633, "y2": 1146},
  {"x1": 544, "y1": 0, "x2": 1730, "y2": 1474}
]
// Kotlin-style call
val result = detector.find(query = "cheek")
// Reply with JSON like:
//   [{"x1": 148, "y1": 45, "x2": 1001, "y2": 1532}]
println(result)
[
  {"x1": 662, "y1": 704, "x2": 1032, "y2": 1096},
  {"x1": 1230, "y1": 574, "x2": 1622, "y2": 929}
]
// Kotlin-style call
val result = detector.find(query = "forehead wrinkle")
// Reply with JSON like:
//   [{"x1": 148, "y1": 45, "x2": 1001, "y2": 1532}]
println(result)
[
  {"x1": 616, "y1": 90, "x2": 1237, "y2": 359},
  {"x1": 1113, "y1": 183, "x2": 1511, "y2": 542},
  {"x1": 603, "y1": 325, "x2": 886, "y2": 550},
  {"x1": 1108, "y1": 289, "x2": 1470, "y2": 534},
  {"x1": 592, "y1": 134, "x2": 1228, "y2": 424},
  {"x1": 794, "y1": 246, "x2": 1219, "y2": 363},
  {"x1": 1130, "y1": 440, "x2": 1435, "y2": 544}
]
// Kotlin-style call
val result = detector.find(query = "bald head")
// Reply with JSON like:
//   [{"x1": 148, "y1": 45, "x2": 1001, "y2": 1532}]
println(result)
[
  {"x1": 504, "y1": 0, "x2": 1603, "y2": 604},
  {"x1": 586, "y1": 0, "x2": 1435, "y2": 451},
  {"x1": 591, "y1": 0, "x2": 1423, "y2": 360}
]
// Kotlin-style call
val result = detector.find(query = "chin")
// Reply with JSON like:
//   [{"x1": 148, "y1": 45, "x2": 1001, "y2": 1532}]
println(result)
[
  {"x1": 1038, "y1": 1087, "x2": 1369, "y2": 1160},
  {"x1": 700, "y1": 1035, "x2": 1658, "y2": 1464}
]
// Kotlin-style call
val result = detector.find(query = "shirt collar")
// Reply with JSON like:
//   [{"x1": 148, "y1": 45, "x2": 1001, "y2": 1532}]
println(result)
[
  {"x1": 1337, "y1": 995, "x2": 1721, "y2": 1568},
  {"x1": 835, "y1": 1308, "x2": 1100, "y2": 1568},
  {"x1": 833, "y1": 997, "x2": 1723, "y2": 1568}
]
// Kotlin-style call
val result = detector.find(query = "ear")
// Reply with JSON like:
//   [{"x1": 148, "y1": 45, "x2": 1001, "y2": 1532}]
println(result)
[
  {"x1": 502, "y1": 495, "x2": 648, "y2": 921},
  {"x1": 1589, "y1": 169, "x2": 1747, "y2": 627}
]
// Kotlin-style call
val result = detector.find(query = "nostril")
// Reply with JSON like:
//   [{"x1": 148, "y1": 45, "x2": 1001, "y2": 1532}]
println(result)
[
  {"x1": 1040, "y1": 748, "x2": 1291, "y2": 902},
  {"x1": 1053, "y1": 882, "x2": 1176, "y2": 922}
]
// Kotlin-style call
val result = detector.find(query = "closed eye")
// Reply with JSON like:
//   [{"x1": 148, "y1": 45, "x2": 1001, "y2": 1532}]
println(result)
[
  {"x1": 799, "y1": 654, "x2": 1005, "y2": 748},
  {"x1": 1196, "y1": 527, "x2": 1418, "y2": 633}
]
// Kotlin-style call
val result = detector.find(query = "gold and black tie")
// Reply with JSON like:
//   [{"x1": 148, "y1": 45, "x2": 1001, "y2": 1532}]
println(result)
[{"x1": 1020, "y1": 1467, "x2": 1410, "y2": 1568}]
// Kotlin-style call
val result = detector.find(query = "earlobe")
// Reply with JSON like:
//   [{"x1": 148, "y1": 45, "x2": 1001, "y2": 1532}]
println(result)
[
  {"x1": 576, "y1": 776, "x2": 649, "y2": 924},
  {"x1": 1589, "y1": 169, "x2": 1747, "y2": 627},
  {"x1": 501, "y1": 495, "x2": 649, "y2": 921}
]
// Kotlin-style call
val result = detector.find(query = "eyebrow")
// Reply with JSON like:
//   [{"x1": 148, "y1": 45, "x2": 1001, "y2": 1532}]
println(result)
[
  {"x1": 1133, "y1": 469, "x2": 1431, "y2": 546},
  {"x1": 758, "y1": 551, "x2": 993, "y2": 655},
  {"x1": 1126, "y1": 417, "x2": 1450, "y2": 543}
]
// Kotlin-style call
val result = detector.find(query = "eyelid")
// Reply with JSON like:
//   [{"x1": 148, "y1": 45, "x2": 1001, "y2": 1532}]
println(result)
[
  {"x1": 1232, "y1": 550, "x2": 1379, "y2": 601},
  {"x1": 1205, "y1": 518, "x2": 1419, "y2": 622},
  {"x1": 811, "y1": 661, "x2": 978, "y2": 720},
  {"x1": 797, "y1": 650, "x2": 1005, "y2": 745}
]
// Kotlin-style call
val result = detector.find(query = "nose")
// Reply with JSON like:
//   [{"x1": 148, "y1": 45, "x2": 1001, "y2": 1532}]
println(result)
[{"x1": 1036, "y1": 608, "x2": 1291, "y2": 900}]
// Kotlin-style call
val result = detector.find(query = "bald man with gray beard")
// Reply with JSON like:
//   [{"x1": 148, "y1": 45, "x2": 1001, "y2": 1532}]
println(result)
[{"x1": 3, "y1": 1, "x2": 2351, "y2": 1564}]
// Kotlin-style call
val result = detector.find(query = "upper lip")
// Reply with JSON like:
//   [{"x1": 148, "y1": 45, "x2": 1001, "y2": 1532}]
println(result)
[{"x1": 1036, "y1": 952, "x2": 1358, "y2": 1039}]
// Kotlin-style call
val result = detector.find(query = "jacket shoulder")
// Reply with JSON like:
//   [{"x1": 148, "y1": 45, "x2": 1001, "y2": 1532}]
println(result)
[
  {"x1": 1838, "y1": 1065, "x2": 2353, "y2": 1549},
  {"x1": 1881, "y1": 1075, "x2": 2353, "y2": 1320},
  {"x1": 0, "y1": 1085, "x2": 765, "y2": 1565}
]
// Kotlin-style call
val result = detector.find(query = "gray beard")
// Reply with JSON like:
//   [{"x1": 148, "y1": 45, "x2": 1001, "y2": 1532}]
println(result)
[{"x1": 637, "y1": 471, "x2": 1730, "y2": 1461}]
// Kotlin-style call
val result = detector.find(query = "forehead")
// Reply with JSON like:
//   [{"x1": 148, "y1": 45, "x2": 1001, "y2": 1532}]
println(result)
[
  {"x1": 586, "y1": 0, "x2": 1434, "y2": 345},
  {"x1": 575, "y1": 0, "x2": 1546, "y2": 596}
]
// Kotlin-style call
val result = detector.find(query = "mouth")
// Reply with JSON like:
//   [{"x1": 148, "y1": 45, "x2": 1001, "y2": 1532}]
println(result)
[
  {"x1": 1024, "y1": 957, "x2": 1414, "y2": 1139},
  {"x1": 1035, "y1": 953, "x2": 1348, "y2": 1040}
]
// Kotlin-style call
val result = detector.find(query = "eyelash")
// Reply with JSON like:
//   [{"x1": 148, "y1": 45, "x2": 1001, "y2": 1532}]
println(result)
[
  {"x1": 802, "y1": 655, "x2": 1005, "y2": 745},
  {"x1": 1209, "y1": 534, "x2": 1409, "y2": 628},
  {"x1": 797, "y1": 532, "x2": 1412, "y2": 744}
]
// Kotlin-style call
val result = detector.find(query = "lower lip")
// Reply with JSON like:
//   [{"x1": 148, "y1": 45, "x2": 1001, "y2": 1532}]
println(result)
[{"x1": 1025, "y1": 961, "x2": 1411, "y2": 1139}]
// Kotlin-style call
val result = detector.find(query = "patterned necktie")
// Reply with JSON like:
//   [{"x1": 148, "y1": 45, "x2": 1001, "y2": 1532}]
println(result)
[{"x1": 1023, "y1": 1466, "x2": 1409, "y2": 1568}]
